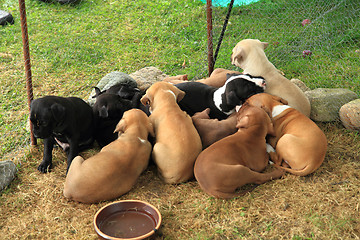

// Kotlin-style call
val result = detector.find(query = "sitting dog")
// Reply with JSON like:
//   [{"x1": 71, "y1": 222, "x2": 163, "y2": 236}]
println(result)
[
  {"x1": 175, "y1": 73, "x2": 266, "y2": 120},
  {"x1": 245, "y1": 93, "x2": 327, "y2": 176},
  {"x1": 140, "y1": 82, "x2": 202, "y2": 184},
  {"x1": 63, "y1": 109, "x2": 154, "y2": 203},
  {"x1": 192, "y1": 108, "x2": 237, "y2": 149},
  {"x1": 194, "y1": 103, "x2": 284, "y2": 199},
  {"x1": 92, "y1": 83, "x2": 149, "y2": 147},
  {"x1": 231, "y1": 39, "x2": 311, "y2": 117},
  {"x1": 30, "y1": 96, "x2": 94, "y2": 173}
]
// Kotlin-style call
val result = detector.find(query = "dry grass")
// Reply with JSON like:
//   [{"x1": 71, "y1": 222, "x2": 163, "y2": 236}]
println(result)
[{"x1": 1, "y1": 122, "x2": 359, "y2": 239}]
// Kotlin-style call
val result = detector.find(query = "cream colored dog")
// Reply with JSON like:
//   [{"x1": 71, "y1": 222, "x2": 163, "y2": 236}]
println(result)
[
  {"x1": 246, "y1": 93, "x2": 327, "y2": 176},
  {"x1": 141, "y1": 82, "x2": 202, "y2": 184},
  {"x1": 231, "y1": 39, "x2": 311, "y2": 117},
  {"x1": 63, "y1": 109, "x2": 154, "y2": 203}
]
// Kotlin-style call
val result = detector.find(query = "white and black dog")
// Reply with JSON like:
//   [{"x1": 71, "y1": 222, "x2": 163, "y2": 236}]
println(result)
[
  {"x1": 175, "y1": 74, "x2": 266, "y2": 120},
  {"x1": 30, "y1": 96, "x2": 95, "y2": 173}
]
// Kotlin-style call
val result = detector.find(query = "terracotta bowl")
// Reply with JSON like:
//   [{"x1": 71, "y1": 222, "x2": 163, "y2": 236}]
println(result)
[{"x1": 94, "y1": 200, "x2": 162, "y2": 240}]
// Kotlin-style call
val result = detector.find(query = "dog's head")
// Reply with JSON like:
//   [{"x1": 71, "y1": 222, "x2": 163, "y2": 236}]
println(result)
[
  {"x1": 236, "y1": 103, "x2": 274, "y2": 135},
  {"x1": 140, "y1": 82, "x2": 185, "y2": 110},
  {"x1": 93, "y1": 93, "x2": 132, "y2": 119},
  {"x1": 30, "y1": 97, "x2": 66, "y2": 139},
  {"x1": 245, "y1": 93, "x2": 288, "y2": 117},
  {"x1": 219, "y1": 74, "x2": 266, "y2": 112},
  {"x1": 231, "y1": 39, "x2": 269, "y2": 70},
  {"x1": 114, "y1": 109, "x2": 155, "y2": 137}
]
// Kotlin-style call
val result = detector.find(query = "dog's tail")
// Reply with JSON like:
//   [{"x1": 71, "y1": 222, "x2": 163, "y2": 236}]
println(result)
[{"x1": 275, "y1": 162, "x2": 322, "y2": 176}]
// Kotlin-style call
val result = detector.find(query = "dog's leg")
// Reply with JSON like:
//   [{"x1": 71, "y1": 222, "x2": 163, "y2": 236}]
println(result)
[
  {"x1": 38, "y1": 137, "x2": 55, "y2": 173},
  {"x1": 65, "y1": 138, "x2": 80, "y2": 174}
]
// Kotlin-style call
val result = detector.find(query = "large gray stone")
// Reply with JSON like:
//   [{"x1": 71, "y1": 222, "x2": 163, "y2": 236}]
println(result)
[
  {"x1": 129, "y1": 67, "x2": 169, "y2": 91},
  {"x1": 339, "y1": 99, "x2": 360, "y2": 131},
  {"x1": 305, "y1": 88, "x2": 358, "y2": 122},
  {"x1": 0, "y1": 160, "x2": 17, "y2": 192},
  {"x1": 88, "y1": 71, "x2": 137, "y2": 106}
]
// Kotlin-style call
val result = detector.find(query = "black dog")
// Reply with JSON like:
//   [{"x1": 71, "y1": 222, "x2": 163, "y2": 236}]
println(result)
[
  {"x1": 30, "y1": 96, "x2": 95, "y2": 173},
  {"x1": 175, "y1": 74, "x2": 266, "y2": 120},
  {"x1": 92, "y1": 83, "x2": 150, "y2": 147}
]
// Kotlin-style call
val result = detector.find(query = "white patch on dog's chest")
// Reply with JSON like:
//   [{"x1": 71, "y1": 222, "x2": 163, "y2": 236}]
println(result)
[
  {"x1": 213, "y1": 86, "x2": 226, "y2": 112},
  {"x1": 272, "y1": 105, "x2": 292, "y2": 118}
]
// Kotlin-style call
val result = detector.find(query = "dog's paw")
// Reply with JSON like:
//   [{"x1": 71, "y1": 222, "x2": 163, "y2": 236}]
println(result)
[{"x1": 37, "y1": 162, "x2": 52, "y2": 173}]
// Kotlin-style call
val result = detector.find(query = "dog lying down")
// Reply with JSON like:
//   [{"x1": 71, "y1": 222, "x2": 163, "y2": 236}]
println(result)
[
  {"x1": 63, "y1": 109, "x2": 154, "y2": 203},
  {"x1": 30, "y1": 96, "x2": 95, "y2": 173},
  {"x1": 175, "y1": 73, "x2": 266, "y2": 120},
  {"x1": 194, "y1": 103, "x2": 284, "y2": 199}
]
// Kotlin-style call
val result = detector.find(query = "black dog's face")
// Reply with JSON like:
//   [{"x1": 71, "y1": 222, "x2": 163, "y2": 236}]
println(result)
[
  {"x1": 30, "y1": 99, "x2": 66, "y2": 139},
  {"x1": 93, "y1": 94, "x2": 132, "y2": 120},
  {"x1": 30, "y1": 106, "x2": 55, "y2": 139},
  {"x1": 220, "y1": 75, "x2": 265, "y2": 112}
]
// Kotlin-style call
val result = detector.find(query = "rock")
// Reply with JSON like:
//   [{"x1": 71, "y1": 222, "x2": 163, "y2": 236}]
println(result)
[
  {"x1": 0, "y1": 161, "x2": 17, "y2": 192},
  {"x1": 87, "y1": 71, "x2": 137, "y2": 106},
  {"x1": 290, "y1": 79, "x2": 311, "y2": 92},
  {"x1": 305, "y1": 88, "x2": 358, "y2": 122},
  {"x1": 129, "y1": 67, "x2": 169, "y2": 91},
  {"x1": 339, "y1": 99, "x2": 360, "y2": 131},
  {"x1": 0, "y1": 10, "x2": 14, "y2": 26}
]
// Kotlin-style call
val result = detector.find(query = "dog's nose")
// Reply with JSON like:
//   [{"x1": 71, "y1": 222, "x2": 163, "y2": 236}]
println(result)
[{"x1": 262, "y1": 79, "x2": 266, "y2": 86}]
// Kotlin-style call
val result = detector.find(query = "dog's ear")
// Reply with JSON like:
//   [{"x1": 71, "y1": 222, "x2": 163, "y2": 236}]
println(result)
[
  {"x1": 231, "y1": 46, "x2": 244, "y2": 66},
  {"x1": 92, "y1": 87, "x2": 103, "y2": 98},
  {"x1": 114, "y1": 119, "x2": 126, "y2": 134},
  {"x1": 174, "y1": 88, "x2": 185, "y2": 102},
  {"x1": 226, "y1": 91, "x2": 241, "y2": 107},
  {"x1": 236, "y1": 115, "x2": 249, "y2": 129},
  {"x1": 51, "y1": 103, "x2": 66, "y2": 123},
  {"x1": 140, "y1": 94, "x2": 152, "y2": 106},
  {"x1": 262, "y1": 41, "x2": 269, "y2": 49}
]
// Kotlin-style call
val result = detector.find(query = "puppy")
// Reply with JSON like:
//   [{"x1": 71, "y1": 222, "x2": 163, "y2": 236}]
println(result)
[
  {"x1": 140, "y1": 82, "x2": 202, "y2": 184},
  {"x1": 30, "y1": 96, "x2": 94, "y2": 173},
  {"x1": 92, "y1": 83, "x2": 149, "y2": 147},
  {"x1": 231, "y1": 39, "x2": 311, "y2": 117},
  {"x1": 63, "y1": 109, "x2": 154, "y2": 203},
  {"x1": 192, "y1": 108, "x2": 237, "y2": 149},
  {"x1": 194, "y1": 103, "x2": 284, "y2": 199},
  {"x1": 245, "y1": 93, "x2": 327, "y2": 176},
  {"x1": 175, "y1": 74, "x2": 266, "y2": 120}
]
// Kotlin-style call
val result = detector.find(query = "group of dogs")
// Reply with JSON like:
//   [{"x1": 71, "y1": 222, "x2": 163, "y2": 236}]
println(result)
[{"x1": 29, "y1": 39, "x2": 328, "y2": 203}]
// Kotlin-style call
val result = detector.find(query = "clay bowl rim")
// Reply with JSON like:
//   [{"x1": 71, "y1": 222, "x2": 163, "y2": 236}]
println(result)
[{"x1": 93, "y1": 199, "x2": 162, "y2": 240}]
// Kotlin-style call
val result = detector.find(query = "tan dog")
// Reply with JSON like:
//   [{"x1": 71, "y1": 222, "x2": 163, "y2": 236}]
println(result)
[
  {"x1": 245, "y1": 93, "x2": 327, "y2": 176},
  {"x1": 164, "y1": 68, "x2": 241, "y2": 88},
  {"x1": 194, "y1": 104, "x2": 284, "y2": 199},
  {"x1": 192, "y1": 108, "x2": 237, "y2": 149},
  {"x1": 231, "y1": 39, "x2": 311, "y2": 117},
  {"x1": 141, "y1": 82, "x2": 202, "y2": 184},
  {"x1": 63, "y1": 109, "x2": 154, "y2": 203}
]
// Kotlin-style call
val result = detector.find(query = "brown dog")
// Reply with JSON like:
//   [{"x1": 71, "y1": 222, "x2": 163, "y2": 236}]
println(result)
[
  {"x1": 245, "y1": 93, "x2": 327, "y2": 176},
  {"x1": 192, "y1": 108, "x2": 237, "y2": 149},
  {"x1": 231, "y1": 39, "x2": 311, "y2": 117},
  {"x1": 141, "y1": 82, "x2": 202, "y2": 184},
  {"x1": 163, "y1": 68, "x2": 241, "y2": 88},
  {"x1": 194, "y1": 104, "x2": 284, "y2": 199},
  {"x1": 63, "y1": 109, "x2": 154, "y2": 203}
]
